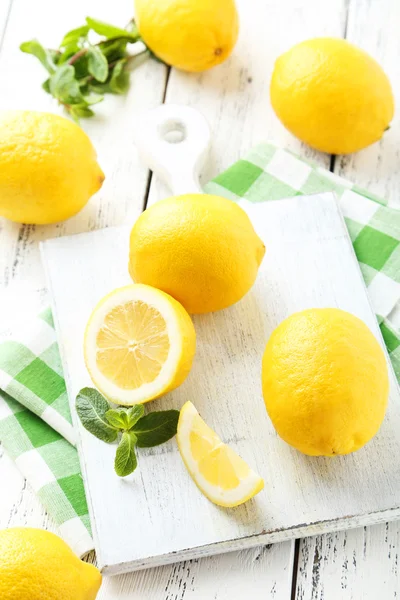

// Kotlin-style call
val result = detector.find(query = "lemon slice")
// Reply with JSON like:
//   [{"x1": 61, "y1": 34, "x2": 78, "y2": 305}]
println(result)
[
  {"x1": 177, "y1": 401, "x2": 264, "y2": 507},
  {"x1": 84, "y1": 284, "x2": 196, "y2": 405}
]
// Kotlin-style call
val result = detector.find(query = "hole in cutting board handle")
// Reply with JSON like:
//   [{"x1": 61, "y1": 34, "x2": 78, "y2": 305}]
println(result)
[{"x1": 158, "y1": 119, "x2": 187, "y2": 144}]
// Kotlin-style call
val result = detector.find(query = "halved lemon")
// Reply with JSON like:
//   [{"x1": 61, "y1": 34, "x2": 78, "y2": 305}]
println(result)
[
  {"x1": 177, "y1": 401, "x2": 264, "y2": 507},
  {"x1": 84, "y1": 284, "x2": 196, "y2": 405}
]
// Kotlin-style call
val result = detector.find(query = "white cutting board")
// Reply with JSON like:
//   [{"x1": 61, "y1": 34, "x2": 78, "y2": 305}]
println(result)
[{"x1": 41, "y1": 107, "x2": 400, "y2": 575}]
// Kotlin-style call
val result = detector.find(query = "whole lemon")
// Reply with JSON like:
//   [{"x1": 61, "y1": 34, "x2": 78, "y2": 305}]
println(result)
[
  {"x1": 134, "y1": 0, "x2": 239, "y2": 72},
  {"x1": 0, "y1": 111, "x2": 104, "y2": 224},
  {"x1": 270, "y1": 38, "x2": 394, "y2": 154},
  {"x1": 0, "y1": 527, "x2": 101, "y2": 600},
  {"x1": 262, "y1": 308, "x2": 389, "y2": 456},
  {"x1": 128, "y1": 194, "x2": 265, "y2": 314}
]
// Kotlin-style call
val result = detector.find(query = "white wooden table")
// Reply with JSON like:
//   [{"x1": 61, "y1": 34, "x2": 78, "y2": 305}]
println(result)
[{"x1": 0, "y1": 0, "x2": 399, "y2": 597}]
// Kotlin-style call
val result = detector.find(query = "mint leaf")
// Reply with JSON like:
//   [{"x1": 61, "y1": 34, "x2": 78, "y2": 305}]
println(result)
[
  {"x1": 60, "y1": 25, "x2": 89, "y2": 47},
  {"x1": 115, "y1": 431, "x2": 138, "y2": 477},
  {"x1": 105, "y1": 405, "x2": 144, "y2": 430},
  {"x1": 49, "y1": 64, "x2": 85, "y2": 104},
  {"x1": 126, "y1": 405, "x2": 145, "y2": 428},
  {"x1": 87, "y1": 46, "x2": 108, "y2": 82},
  {"x1": 58, "y1": 42, "x2": 80, "y2": 64},
  {"x1": 82, "y1": 91, "x2": 104, "y2": 105},
  {"x1": 133, "y1": 410, "x2": 180, "y2": 447},
  {"x1": 110, "y1": 59, "x2": 130, "y2": 94},
  {"x1": 105, "y1": 409, "x2": 127, "y2": 429},
  {"x1": 99, "y1": 38, "x2": 128, "y2": 62},
  {"x1": 88, "y1": 80, "x2": 113, "y2": 94},
  {"x1": 76, "y1": 387, "x2": 117, "y2": 443},
  {"x1": 72, "y1": 54, "x2": 90, "y2": 80},
  {"x1": 42, "y1": 78, "x2": 51, "y2": 94},
  {"x1": 70, "y1": 106, "x2": 94, "y2": 122},
  {"x1": 20, "y1": 39, "x2": 57, "y2": 73},
  {"x1": 86, "y1": 17, "x2": 139, "y2": 41}
]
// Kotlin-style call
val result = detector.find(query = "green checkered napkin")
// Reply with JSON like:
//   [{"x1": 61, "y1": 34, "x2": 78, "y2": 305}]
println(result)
[
  {"x1": 0, "y1": 142, "x2": 398, "y2": 557},
  {"x1": 0, "y1": 308, "x2": 92, "y2": 557}
]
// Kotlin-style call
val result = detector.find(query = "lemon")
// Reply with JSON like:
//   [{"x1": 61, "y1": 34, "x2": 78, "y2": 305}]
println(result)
[
  {"x1": 0, "y1": 527, "x2": 101, "y2": 600},
  {"x1": 128, "y1": 194, "x2": 265, "y2": 314},
  {"x1": 270, "y1": 38, "x2": 394, "y2": 154},
  {"x1": 262, "y1": 308, "x2": 389, "y2": 456},
  {"x1": 0, "y1": 111, "x2": 104, "y2": 224},
  {"x1": 177, "y1": 401, "x2": 264, "y2": 506},
  {"x1": 84, "y1": 284, "x2": 196, "y2": 405},
  {"x1": 134, "y1": 0, "x2": 239, "y2": 72}
]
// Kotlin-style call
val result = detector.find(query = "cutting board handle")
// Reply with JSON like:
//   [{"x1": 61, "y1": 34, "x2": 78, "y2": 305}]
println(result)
[{"x1": 133, "y1": 104, "x2": 211, "y2": 196}]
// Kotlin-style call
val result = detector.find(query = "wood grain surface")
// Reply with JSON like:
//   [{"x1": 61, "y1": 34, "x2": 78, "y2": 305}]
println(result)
[{"x1": 1, "y1": 0, "x2": 399, "y2": 597}]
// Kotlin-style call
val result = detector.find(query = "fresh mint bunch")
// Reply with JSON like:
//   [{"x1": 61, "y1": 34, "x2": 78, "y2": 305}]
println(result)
[
  {"x1": 76, "y1": 387, "x2": 179, "y2": 477},
  {"x1": 20, "y1": 17, "x2": 151, "y2": 122}
]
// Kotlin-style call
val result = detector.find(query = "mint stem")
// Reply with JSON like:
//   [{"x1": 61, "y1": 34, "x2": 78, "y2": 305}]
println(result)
[{"x1": 68, "y1": 48, "x2": 88, "y2": 65}]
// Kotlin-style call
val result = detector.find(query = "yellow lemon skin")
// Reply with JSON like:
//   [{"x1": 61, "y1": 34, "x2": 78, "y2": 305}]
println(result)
[
  {"x1": 134, "y1": 0, "x2": 239, "y2": 72},
  {"x1": 262, "y1": 308, "x2": 389, "y2": 456},
  {"x1": 270, "y1": 38, "x2": 394, "y2": 154},
  {"x1": 128, "y1": 194, "x2": 265, "y2": 314},
  {"x1": 0, "y1": 528, "x2": 102, "y2": 600},
  {"x1": 0, "y1": 111, "x2": 104, "y2": 224}
]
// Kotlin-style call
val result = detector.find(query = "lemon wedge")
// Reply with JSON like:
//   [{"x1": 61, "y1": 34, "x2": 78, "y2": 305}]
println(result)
[
  {"x1": 177, "y1": 401, "x2": 264, "y2": 507},
  {"x1": 84, "y1": 284, "x2": 196, "y2": 405}
]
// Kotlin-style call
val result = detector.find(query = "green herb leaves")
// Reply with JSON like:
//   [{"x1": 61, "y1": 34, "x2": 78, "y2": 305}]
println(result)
[
  {"x1": 20, "y1": 16, "x2": 150, "y2": 122},
  {"x1": 109, "y1": 59, "x2": 130, "y2": 94},
  {"x1": 20, "y1": 40, "x2": 57, "y2": 73},
  {"x1": 115, "y1": 432, "x2": 138, "y2": 477},
  {"x1": 76, "y1": 387, "x2": 118, "y2": 443},
  {"x1": 87, "y1": 46, "x2": 108, "y2": 82},
  {"x1": 76, "y1": 388, "x2": 179, "y2": 477},
  {"x1": 60, "y1": 25, "x2": 90, "y2": 48},
  {"x1": 134, "y1": 411, "x2": 180, "y2": 448},
  {"x1": 49, "y1": 64, "x2": 85, "y2": 106},
  {"x1": 85, "y1": 17, "x2": 139, "y2": 42}
]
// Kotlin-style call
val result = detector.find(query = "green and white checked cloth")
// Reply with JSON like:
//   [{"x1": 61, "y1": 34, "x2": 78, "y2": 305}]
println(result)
[
  {"x1": 0, "y1": 308, "x2": 92, "y2": 557},
  {"x1": 0, "y1": 142, "x2": 399, "y2": 557}
]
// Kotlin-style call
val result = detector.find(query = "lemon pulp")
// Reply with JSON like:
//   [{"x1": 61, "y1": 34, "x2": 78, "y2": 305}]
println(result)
[
  {"x1": 96, "y1": 300, "x2": 170, "y2": 389},
  {"x1": 84, "y1": 284, "x2": 196, "y2": 405},
  {"x1": 177, "y1": 401, "x2": 264, "y2": 507}
]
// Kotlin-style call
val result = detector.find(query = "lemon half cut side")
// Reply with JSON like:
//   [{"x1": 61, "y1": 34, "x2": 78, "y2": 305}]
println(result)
[{"x1": 84, "y1": 284, "x2": 196, "y2": 406}]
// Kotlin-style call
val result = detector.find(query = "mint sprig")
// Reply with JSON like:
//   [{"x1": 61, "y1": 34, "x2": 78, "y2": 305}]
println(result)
[
  {"x1": 20, "y1": 16, "x2": 152, "y2": 122},
  {"x1": 76, "y1": 387, "x2": 179, "y2": 477}
]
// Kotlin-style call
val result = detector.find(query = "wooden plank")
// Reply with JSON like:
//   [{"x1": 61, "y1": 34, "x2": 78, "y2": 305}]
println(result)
[
  {"x1": 0, "y1": 0, "x2": 12, "y2": 49},
  {"x1": 147, "y1": 0, "x2": 348, "y2": 205},
  {"x1": 296, "y1": 0, "x2": 400, "y2": 597},
  {"x1": 296, "y1": 525, "x2": 400, "y2": 600},
  {"x1": 41, "y1": 192, "x2": 400, "y2": 575},
  {"x1": 0, "y1": 0, "x2": 167, "y2": 291},
  {"x1": 97, "y1": 544, "x2": 294, "y2": 600}
]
